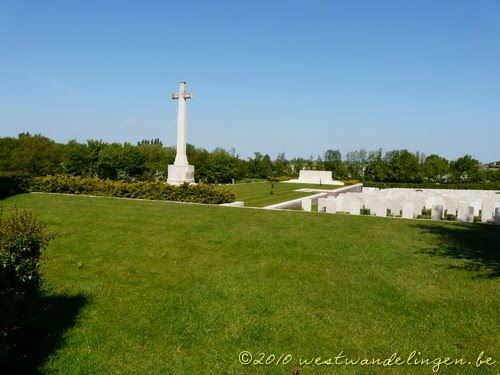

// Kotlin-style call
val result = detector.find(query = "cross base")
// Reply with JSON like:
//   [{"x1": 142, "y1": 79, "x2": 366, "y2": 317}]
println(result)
[{"x1": 167, "y1": 164, "x2": 195, "y2": 185}]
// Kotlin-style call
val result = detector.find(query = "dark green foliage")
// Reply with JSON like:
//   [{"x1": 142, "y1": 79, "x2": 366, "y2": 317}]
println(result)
[
  {"x1": 363, "y1": 181, "x2": 500, "y2": 190},
  {"x1": 32, "y1": 175, "x2": 235, "y2": 204},
  {"x1": 202, "y1": 148, "x2": 245, "y2": 183},
  {"x1": 422, "y1": 154, "x2": 450, "y2": 182},
  {"x1": 247, "y1": 152, "x2": 273, "y2": 179},
  {"x1": 0, "y1": 173, "x2": 33, "y2": 199},
  {"x1": 450, "y1": 154, "x2": 481, "y2": 183},
  {"x1": 8, "y1": 134, "x2": 63, "y2": 176},
  {"x1": 0, "y1": 209, "x2": 54, "y2": 365}
]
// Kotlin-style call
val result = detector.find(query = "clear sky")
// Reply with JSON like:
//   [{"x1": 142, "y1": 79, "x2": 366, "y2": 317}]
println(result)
[{"x1": 1, "y1": 0, "x2": 499, "y2": 162}]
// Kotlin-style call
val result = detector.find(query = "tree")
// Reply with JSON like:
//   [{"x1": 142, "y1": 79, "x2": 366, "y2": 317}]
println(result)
[
  {"x1": 203, "y1": 148, "x2": 242, "y2": 183},
  {"x1": 323, "y1": 149, "x2": 347, "y2": 179},
  {"x1": 96, "y1": 143, "x2": 123, "y2": 179},
  {"x1": 422, "y1": 154, "x2": 449, "y2": 182},
  {"x1": 273, "y1": 152, "x2": 289, "y2": 176},
  {"x1": 247, "y1": 152, "x2": 272, "y2": 179},
  {"x1": 345, "y1": 149, "x2": 368, "y2": 178},
  {"x1": 365, "y1": 149, "x2": 389, "y2": 181},
  {"x1": 384, "y1": 149, "x2": 423, "y2": 183},
  {"x1": 121, "y1": 143, "x2": 147, "y2": 178},
  {"x1": 9, "y1": 134, "x2": 63, "y2": 176},
  {"x1": 450, "y1": 155, "x2": 481, "y2": 183},
  {"x1": 62, "y1": 140, "x2": 93, "y2": 176},
  {"x1": 0, "y1": 137, "x2": 19, "y2": 172},
  {"x1": 137, "y1": 143, "x2": 174, "y2": 180}
]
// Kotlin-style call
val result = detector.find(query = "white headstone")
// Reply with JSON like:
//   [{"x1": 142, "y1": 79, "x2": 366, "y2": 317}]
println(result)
[
  {"x1": 431, "y1": 205, "x2": 444, "y2": 220},
  {"x1": 402, "y1": 203, "x2": 414, "y2": 219},
  {"x1": 495, "y1": 207, "x2": 500, "y2": 225},
  {"x1": 325, "y1": 197, "x2": 337, "y2": 213},
  {"x1": 425, "y1": 196, "x2": 436, "y2": 210},
  {"x1": 481, "y1": 200, "x2": 495, "y2": 223},
  {"x1": 318, "y1": 197, "x2": 327, "y2": 213},
  {"x1": 302, "y1": 198, "x2": 312, "y2": 212},
  {"x1": 458, "y1": 204, "x2": 474, "y2": 223},
  {"x1": 349, "y1": 200, "x2": 361, "y2": 215},
  {"x1": 374, "y1": 202, "x2": 387, "y2": 217},
  {"x1": 470, "y1": 201, "x2": 482, "y2": 216},
  {"x1": 335, "y1": 196, "x2": 344, "y2": 212}
]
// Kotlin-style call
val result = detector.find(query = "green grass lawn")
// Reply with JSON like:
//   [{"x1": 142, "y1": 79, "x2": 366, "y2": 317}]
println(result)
[
  {"x1": 227, "y1": 182, "x2": 341, "y2": 207},
  {"x1": 2, "y1": 193, "x2": 499, "y2": 374}
]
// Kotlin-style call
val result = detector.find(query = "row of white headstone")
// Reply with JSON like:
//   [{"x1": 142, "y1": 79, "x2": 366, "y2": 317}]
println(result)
[{"x1": 302, "y1": 188, "x2": 500, "y2": 224}]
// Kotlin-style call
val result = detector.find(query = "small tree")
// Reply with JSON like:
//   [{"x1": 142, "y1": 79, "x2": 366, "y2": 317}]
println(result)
[{"x1": 0, "y1": 209, "x2": 54, "y2": 365}]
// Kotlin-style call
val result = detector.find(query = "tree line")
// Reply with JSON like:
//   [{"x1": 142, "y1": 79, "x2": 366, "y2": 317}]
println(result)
[{"x1": 1, "y1": 133, "x2": 499, "y2": 184}]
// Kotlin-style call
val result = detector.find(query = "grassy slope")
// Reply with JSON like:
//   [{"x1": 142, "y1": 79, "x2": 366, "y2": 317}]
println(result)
[
  {"x1": 2, "y1": 193, "x2": 499, "y2": 374},
  {"x1": 227, "y1": 182, "x2": 341, "y2": 207}
]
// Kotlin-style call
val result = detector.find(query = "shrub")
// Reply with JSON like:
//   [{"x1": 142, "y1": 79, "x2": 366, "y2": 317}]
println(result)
[
  {"x1": 0, "y1": 209, "x2": 54, "y2": 365},
  {"x1": 32, "y1": 175, "x2": 235, "y2": 204},
  {"x1": 268, "y1": 176, "x2": 291, "y2": 182},
  {"x1": 363, "y1": 181, "x2": 500, "y2": 191},
  {"x1": 0, "y1": 173, "x2": 32, "y2": 199}
]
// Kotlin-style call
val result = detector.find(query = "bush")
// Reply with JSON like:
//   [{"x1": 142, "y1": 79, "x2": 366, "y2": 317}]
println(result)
[
  {"x1": 0, "y1": 209, "x2": 54, "y2": 365},
  {"x1": 363, "y1": 181, "x2": 500, "y2": 190},
  {"x1": 268, "y1": 176, "x2": 291, "y2": 182},
  {"x1": 0, "y1": 173, "x2": 32, "y2": 199},
  {"x1": 32, "y1": 175, "x2": 235, "y2": 204}
]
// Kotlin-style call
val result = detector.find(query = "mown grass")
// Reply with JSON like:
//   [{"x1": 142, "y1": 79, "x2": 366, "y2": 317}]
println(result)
[
  {"x1": 2, "y1": 193, "x2": 499, "y2": 374},
  {"x1": 227, "y1": 182, "x2": 341, "y2": 207}
]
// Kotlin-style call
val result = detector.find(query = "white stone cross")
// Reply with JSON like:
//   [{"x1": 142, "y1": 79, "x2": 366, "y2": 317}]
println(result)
[
  {"x1": 167, "y1": 81, "x2": 195, "y2": 185},
  {"x1": 172, "y1": 81, "x2": 192, "y2": 166}
]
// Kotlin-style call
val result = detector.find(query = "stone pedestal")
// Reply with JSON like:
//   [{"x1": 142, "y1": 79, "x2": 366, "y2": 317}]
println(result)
[{"x1": 167, "y1": 165, "x2": 194, "y2": 185}]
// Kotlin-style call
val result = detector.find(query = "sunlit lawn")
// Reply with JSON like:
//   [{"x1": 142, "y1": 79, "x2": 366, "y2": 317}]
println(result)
[
  {"x1": 227, "y1": 182, "x2": 341, "y2": 207},
  {"x1": 2, "y1": 193, "x2": 499, "y2": 374}
]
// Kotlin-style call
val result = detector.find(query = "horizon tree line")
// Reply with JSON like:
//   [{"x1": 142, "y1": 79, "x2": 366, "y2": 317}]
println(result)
[{"x1": 0, "y1": 132, "x2": 499, "y2": 184}]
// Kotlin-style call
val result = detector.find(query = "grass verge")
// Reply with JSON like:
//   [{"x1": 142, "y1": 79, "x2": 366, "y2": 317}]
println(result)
[
  {"x1": 227, "y1": 182, "x2": 341, "y2": 207},
  {"x1": 1, "y1": 193, "x2": 499, "y2": 374}
]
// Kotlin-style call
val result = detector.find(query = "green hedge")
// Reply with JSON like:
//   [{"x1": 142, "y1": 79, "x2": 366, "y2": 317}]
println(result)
[
  {"x1": 32, "y1": 175, "x2": 235, "y2": 204},
  {"x1": 0, "y1": 209, "x2": 54, "y2": 365},
  {"x1": 363, "y1": 181, "x2": 500, "y2": 191},
  {"x1": 0, "y1": 173, "x2": 33, "y2": 199}
]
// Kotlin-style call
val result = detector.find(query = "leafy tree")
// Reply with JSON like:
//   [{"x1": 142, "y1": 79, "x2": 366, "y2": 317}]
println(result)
[
  {"x1": 422, "y1": 154, "x2": 449, "y2": 182},
  {"x1": 121, "y1": 143, "x2": 147, "y2": 178},
  {"x1": 202, "y1": 148, "x2": 242, "y2": 183},
  {"x1": 323, "y1": 149, "x2": 347, "y2": 179},
  {"x1": 62, "y1": 140, "x2": 93, "y2": 176},
  {"x1": 273, "y1": 152, "x2": 289, "y2": 176},
  {"x1": 384, "y1": 149, "x2": 423, "y2": 183},
  {"x1": 188, "y1": 146, "x2": 210, "y2": 182},
  {"x1": 450, "y1": 154, "x2": 481, "y2": 183},
  {"x1": 345, "y1": 149, "x2": 368, "y2": 178},
  {"x1": 138, "y1": 143, "x2": 174, "y2": 180},
  {"x1": 247, "y1": 152, "x2": 272, "y2": 179},
  {"x1": 0, "y1": 137, "x2": 19, "y2": 172},
  {"x1": 9, "y1": 134, "x2": 63, "y2": 176},
  {"x1": 96, "y1": 143, "x2": 123, "y2": 179},
  {"x1": 365, "y1": 149, "x2": 389, "y2": 181}
]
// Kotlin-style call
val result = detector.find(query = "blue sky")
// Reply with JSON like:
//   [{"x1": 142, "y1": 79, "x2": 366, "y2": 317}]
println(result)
[{"x1": 1, "y1": 0, "x2": 499, "y2": 162}]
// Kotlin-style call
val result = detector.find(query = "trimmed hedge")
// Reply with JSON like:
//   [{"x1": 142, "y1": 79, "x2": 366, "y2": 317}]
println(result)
[
  {"x1": 32, "y1": 175, "x2": 235, "y2": 204},
  {"x1": 363, "y1": 181, "x2": 500, "y2": 191},
  {"x1": 0, "y1": 209, "x2": 54, "y2": 365},
  {"x1": 0, "y1": 173, "x2": 33, "y2": 199}
]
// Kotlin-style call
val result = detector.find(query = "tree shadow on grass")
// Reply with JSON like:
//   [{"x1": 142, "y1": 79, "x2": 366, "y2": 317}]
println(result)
[
  {"x1": 2, "y1": 294, "x2": 88, "y2": 374},
  {"x1": 413, "y1": 222, "x2": 500, "y2": 278}
]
